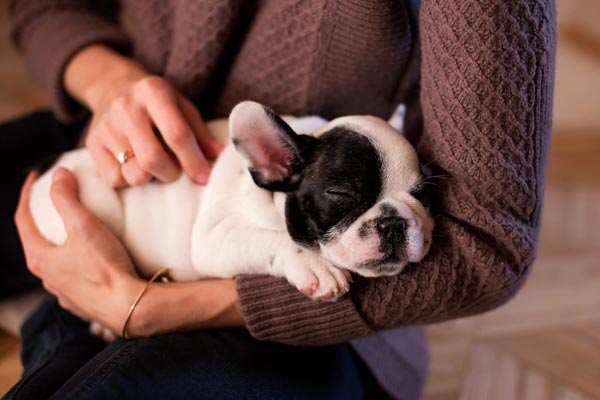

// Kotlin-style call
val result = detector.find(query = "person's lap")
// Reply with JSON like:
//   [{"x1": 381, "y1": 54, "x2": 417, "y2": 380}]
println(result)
[
  {"x1": 5, "y1": 299, "x2": 363, "y2": 399},
  {"x1": 1, "y1": 112, "x2": 365, "y2": 399}
]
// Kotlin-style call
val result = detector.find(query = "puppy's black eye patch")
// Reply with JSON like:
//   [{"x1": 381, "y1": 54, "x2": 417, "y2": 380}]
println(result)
[{"x1": 285, "y1": 126, "x2": 383, "y2": 247}]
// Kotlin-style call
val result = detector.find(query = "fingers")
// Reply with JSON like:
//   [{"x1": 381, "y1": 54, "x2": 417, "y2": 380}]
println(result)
[
  {"x1": 123, "y1": 109, "x2": 180, "y2": 183},
  {"x1": 179, "y1": 95, "x2": 224, "y2": 159},
  {"x1": 87, "y1": 75, "x2": 219, "y2": 186},
  {"x1": 144, "y1": 82, "x2": 211, "y2": 184},
  {"x1": 49, "y1": 168, "x2": 102, "y2": 239},
  {"x1": 87, "y1": 141, "x2": 127, "y2": 188},
  {"x1": 104, "y1": 116, "x2": 158, "y2": 186}
]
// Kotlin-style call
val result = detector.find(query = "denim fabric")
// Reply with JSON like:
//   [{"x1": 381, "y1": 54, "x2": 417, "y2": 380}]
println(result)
[
  {"x1": 0, "y1": 112, "x2": 384, "y2": 399},
  {"x1": 4, "y1": 299, "x2": 364, "y2": 399},
  {"x1": 3, "y1": 300, "x2": 106, "y2": 399}
]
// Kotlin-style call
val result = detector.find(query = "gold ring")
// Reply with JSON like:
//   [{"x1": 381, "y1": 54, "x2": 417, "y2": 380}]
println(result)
[{"x1": 116, "y1": 149, "x2": 134, "y2": 165}]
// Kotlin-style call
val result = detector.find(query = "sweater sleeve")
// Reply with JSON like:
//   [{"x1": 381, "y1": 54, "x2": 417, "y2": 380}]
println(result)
[
  {"x1": 9, "y1": 0, "x2": 130, "y2": 123},
  {"x1": 236, "y1": 0, "x2": 556, "y2": 346}
]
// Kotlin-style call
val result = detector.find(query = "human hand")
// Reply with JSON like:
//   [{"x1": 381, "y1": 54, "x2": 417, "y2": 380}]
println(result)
[
  {"x1": 14, "y1": 169, "x2": 145, "y2": 333},
  {"x1": 86, "y1": 73, "x2": 223, "y2": 187},
  {"x1": 65, "y1": 45, "x2": 223, "y2": 188}
]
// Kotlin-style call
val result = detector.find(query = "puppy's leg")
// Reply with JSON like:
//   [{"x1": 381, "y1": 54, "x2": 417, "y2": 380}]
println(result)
[
  {"x1": 192, "y1": 213, "x2": 350, "y2": 300},
  {"x1": 274, "y1": 246, "x2": 351, "y2": 300}
]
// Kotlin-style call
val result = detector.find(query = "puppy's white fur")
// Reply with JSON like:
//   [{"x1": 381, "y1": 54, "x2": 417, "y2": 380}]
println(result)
[{"x1": 30, "y1": 102, "x2": 432, "y2": 301}]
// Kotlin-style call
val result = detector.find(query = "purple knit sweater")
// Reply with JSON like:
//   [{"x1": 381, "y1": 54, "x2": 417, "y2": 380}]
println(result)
[{"x1": 10, "y1": 0, "x2": 556, "y2": 398}]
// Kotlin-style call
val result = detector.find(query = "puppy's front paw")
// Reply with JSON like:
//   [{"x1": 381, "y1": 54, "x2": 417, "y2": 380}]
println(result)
[{"x1": 283, "y1": 249, "x2": 352, "y2": 301}]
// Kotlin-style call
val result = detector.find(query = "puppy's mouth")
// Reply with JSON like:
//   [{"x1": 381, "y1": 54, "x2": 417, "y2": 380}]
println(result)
[
  {"x1": 352, "y1": 256, "x2": 407, "y2": 277},
  {"x1": 378, "y1": 237, "x2": 407, "y2": 261},
  {"x1": 340, "y1": 234, "x2": 412, "y2": 277}
]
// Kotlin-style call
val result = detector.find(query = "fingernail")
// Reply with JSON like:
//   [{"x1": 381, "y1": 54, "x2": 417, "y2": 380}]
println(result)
[
  {"x1": 211, "y1": 142, "x2": 225, "y2": 157},
  {"x1": 52, "y1": 169, "x2": 66, "y2": 183},
  {"x1": 195, "y1": 173, "x2": 209, "y2": 185}
]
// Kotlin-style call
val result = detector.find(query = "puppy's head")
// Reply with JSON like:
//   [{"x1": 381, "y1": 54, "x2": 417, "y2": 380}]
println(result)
[{"x1": 229, "y1": 101, "x2": 434, "y2": 277}]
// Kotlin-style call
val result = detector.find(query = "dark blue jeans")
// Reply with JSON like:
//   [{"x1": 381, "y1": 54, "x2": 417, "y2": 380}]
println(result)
[
  {"x1": 1, "y1": 112, "x2": 369, "y2": 399},
  {"x1": 4, "y1": 300, "x2": 364, "y2": 399}
]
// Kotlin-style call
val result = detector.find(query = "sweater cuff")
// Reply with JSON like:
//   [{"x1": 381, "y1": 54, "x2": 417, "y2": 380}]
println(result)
[
  {"x1": 20, "y1": 10, "x2": 130, "y2": 124},
  {"x1": 236, "y1": 275, "x2": 373, "y2": 346}
]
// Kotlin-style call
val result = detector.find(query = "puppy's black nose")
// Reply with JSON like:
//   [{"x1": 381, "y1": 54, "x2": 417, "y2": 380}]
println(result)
[{"x1": 376, "y1": 217, "x2": 406, "y2": 245}]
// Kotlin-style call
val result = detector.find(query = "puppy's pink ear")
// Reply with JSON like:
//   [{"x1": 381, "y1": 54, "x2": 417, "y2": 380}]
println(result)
[{"x1": 229, "y1": 101, "x2": 317, "y2": 192}]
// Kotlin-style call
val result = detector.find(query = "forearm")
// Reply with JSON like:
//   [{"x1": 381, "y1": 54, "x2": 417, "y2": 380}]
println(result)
[
  {"x1": 64, "y1": 44, "x2": 148, "y2": 112},
  {"x1": 235, "y1": 0, "x2": 557, "y2": 345},
  {"x1": 9, "y1": 0, "x2": 129, "y2": 123},
  {"x1": 123, "y1": 277, "x2": 244, "y2": 338}
]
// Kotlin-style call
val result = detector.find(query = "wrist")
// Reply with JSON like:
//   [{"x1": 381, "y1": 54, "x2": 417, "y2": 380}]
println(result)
[
  {"x1": 111, "y1": 272, "x2": 145, "y2": 335},
  {"x1": 124, "y1": 279, "x2": 245, "y2": 338}
]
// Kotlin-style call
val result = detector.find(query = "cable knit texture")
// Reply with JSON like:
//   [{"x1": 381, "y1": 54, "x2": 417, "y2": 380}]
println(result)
[{"x1": 10, "y1": 0, "x2": 556, "y2": 397}]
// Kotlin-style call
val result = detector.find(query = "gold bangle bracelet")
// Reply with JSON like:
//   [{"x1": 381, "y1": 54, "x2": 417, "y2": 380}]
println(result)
[{"x1": 122, "y1": 267, "x2": 170, "y2": 340}]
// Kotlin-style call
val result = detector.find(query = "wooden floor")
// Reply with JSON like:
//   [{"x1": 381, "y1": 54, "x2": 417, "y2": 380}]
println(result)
[
  {"x1": 1, "y1": 1, "x2": 600, "y2": 398},
  {"x1": 423, "y1": 132, "x2": 600, "y2": 400}
]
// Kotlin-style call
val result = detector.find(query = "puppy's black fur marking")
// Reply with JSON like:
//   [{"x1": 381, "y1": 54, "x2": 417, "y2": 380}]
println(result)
[
  {"x1": 409, "y1": 183, "x2": 435, "y2": 208},
  {"x1": 409, "y1": 164, "x2": 443, "y2": 209},
  {"x1": 358, "y1": 223, "x2": 369, "y2": 239},
  {"x1": 379, "y1": 203, "x2": 398, "y2": 217},
  {"x1": 285, "y1": 127, "x2": 383, "y2": 248}
]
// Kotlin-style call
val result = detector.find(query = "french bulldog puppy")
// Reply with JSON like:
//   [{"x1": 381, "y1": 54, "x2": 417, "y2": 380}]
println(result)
[{"x1": 29, "y1": 101, "x2": 434, "y2": 301}]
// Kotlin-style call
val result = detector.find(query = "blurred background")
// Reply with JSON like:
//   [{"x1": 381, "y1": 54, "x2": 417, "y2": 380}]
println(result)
[{"x1": 0, "y1": 1, "x2": 599, "y2": 398}]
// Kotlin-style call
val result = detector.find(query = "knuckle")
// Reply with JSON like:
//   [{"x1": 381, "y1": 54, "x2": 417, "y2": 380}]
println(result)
[
  {"x1": 57, "y1": 298, "x2": 69, "y2": 310},
  {"x1": 42, "y1": 281, "x2": 53, "y2": 293},
  {"x1": 49, "y1": 182, "x2": 66, "y2": 203},
  {"x1": 138, "y1": 76, "x2": 169, "y2": 94},
  {"x1": 139, "y1": 148, "x2": 165, "y2": 170},
  {"x1": 130, "y1": 172, "x2": 150, "y2": 186},
  {"x1": 28, "y1": 256, "x2": 43, "y2": 276},
  {"x1": 165, "y1": 125, "x2": 190, "y2": 147},
  {"x1": 110, "y1": 95, "x2": 131, "y2": 114},
  {"x1": 106, "y1": 169, "x2": 123, "y2": 188}
]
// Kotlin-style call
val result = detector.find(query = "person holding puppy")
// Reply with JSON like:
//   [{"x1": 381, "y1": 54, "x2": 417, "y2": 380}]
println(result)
[{"x1": 3, "y1": 0, "x2": 556, "y2": 398}]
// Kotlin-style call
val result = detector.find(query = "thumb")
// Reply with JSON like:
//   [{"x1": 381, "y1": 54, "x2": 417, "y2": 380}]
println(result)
[{"x1": 50, "y1": 168, "x2": 97, "y2": 237}]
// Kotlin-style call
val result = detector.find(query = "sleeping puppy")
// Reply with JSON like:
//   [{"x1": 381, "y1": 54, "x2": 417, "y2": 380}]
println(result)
[{"x1": 29, "y1": 101, "x2": 434, "y2": 302}]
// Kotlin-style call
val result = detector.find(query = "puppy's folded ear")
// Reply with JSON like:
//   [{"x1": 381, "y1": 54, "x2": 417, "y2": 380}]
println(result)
[{"x1": 229, "y1": 101, "x2": 317, "y2": 192}]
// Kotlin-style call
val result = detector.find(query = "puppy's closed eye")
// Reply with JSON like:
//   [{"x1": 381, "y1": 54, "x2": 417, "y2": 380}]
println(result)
[{"x1": 324, "y1": 188, "x2": 358, "y2": 204}]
